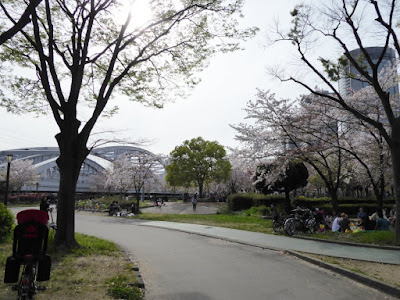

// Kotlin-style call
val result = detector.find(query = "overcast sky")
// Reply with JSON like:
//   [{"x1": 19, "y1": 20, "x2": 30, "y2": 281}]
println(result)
[{"x1": 0, "y1": 0, "x2": 308, "y2": 156}]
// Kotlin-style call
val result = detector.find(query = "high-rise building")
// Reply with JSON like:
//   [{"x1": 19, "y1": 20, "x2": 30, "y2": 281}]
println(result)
[{"x1": 339, "y1": 46, "x2": 399, "y2": 97}]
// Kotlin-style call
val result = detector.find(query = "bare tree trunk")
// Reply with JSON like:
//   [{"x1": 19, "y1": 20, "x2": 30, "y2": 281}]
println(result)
[
  {"x1": 327, "y1": 186, "x2": 339, "y2": 214},
  {"x1": 284, "y1": 188, "x2": 291, "y2": 213},
  {"x1": 391, "y1": 123, "x2": 400, "y2": 245},
  {"x1": 136, "y1": 193, "x2": 140, "y2": 214},
  {"x1": 198, "y1": 180, "x2": 204, "y2": 198},
  {"x1": 54, "y1": 125, "x2": 89, "y2": 249}
]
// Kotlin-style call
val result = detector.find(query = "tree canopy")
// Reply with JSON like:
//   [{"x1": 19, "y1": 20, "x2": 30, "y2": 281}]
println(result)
[
  {"x1": 166, "y1": 137, "x2": 231, "y2": 198},
  {"x1": 254, "y1": 160, "x2": 308, "y2": 211}
]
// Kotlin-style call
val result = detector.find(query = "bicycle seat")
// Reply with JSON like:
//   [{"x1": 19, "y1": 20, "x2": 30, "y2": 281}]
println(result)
[
  {"x1": 17, "y1": 210, "x2": 49, "y2": 225},
  {"x1": 13, "y1": 210, "x2": 49, "y2": 263}
]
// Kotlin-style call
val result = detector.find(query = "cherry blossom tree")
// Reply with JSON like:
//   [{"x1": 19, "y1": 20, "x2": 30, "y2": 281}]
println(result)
[
  {"x1": 105, "y1": 152, "x2": 162, "y2": 212},
  {"x1": 224, "y1": 149, "x2": 254, "y2": 194},
  {"x1": 5, "y1": 159, "x2": 39, "y2": 200},
  {"x1": 105, "y1": 154, "x2": 133, "y2": 197},
  {"x1": 232, "y1": 90, "x2": 350, "y2": 212}
]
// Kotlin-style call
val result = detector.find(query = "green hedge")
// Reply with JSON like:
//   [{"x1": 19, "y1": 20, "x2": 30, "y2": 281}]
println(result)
[
  {"x1": 0, "y1": 203, "x2": 14, "y2": 242},
  {"x1": 228, "y1": 193, "x2": 395, "y2": 216},
  {"x1": 227, "y1": 193, "x2": 286, "y2": 211},
  {"x1": 292, "y1": 196, "x2": 331, "y2": 208},
  {"x1": 292, "y1": 196, "x2": 395, "y2": 208}
]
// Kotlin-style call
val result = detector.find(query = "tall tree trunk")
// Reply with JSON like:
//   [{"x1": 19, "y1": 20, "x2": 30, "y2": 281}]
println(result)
[
  {"x1": 136, "y1": 193, "x2": 140, "y2": 214},
  {"x1": 377, "y1": 138, "x2": 385, "y2": 211},
  {"x1": 198, "y1": 179, "x2": 204, "y2": 198},
  {"x1": 284, "y1": 188, "x2": 291, "y2": 213},
  {"x1": 54, "y1": 124, "x2": 89, "y2": 249},
  {"x1": 391, "y1": 122, "x2": 400, "y2": 245},
  {"x1": 328, "y1": 186, "x2": 339, "y2": 214},
  {"x1": 377, "y1": 173, "x2": 385, "y2": 211}
]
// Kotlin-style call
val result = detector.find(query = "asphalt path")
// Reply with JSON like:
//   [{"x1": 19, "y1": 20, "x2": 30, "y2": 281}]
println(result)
[
  {"x1": 140, "y1": 202, "x2": 220, "y2": 214},
  {"x1": 74, "y1": 213, "x2": 395, "y2": 300}
]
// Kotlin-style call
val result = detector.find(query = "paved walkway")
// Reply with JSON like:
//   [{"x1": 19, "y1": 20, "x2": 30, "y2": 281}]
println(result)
[
  {"x1": 9, "y1": 206, "x2": 400, "y2": 265},
  {"x1": 140, "y1": 202, "x2": 220, "y2": 214},
  {"x1": 140, "y1": 221, "x2": 400, "y2": 265}
]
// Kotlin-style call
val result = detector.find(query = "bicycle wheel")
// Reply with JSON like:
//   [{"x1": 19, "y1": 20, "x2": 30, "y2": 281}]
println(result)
[
  {"x1": 283, "y1": 218, "x2": 294, "y2": 236},
  {"x1": 306, "y1": 219, "x2": 316, "y2": 234},
  {"x1": 18, "y1": 264, "x2": 35, "y2": 300},
  {"x1": 290, "y1": 219, "x2": 304, "y2": 236},
  {"x1": 272, "y1": 221, "x2": 283, "y2": 233}
]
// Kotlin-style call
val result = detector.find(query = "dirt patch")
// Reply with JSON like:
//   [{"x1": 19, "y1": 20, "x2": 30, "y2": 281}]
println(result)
[{"x1": 307, "y1": 254, "x2": 400, "y2": 287}]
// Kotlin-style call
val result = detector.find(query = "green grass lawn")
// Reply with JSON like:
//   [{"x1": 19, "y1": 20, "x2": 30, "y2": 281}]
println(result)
[
  {"x1": 136, "y1": 211, "x2": 398, "y2": 246},
  {"x1": 136, "y1": 213, "x2": 275, "y2": 234},
  {"x1": 312, "y1": 230, "x2": 397, "y2": 246}
]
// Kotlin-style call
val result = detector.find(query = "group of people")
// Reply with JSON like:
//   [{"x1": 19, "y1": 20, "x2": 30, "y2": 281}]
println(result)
[
  {"x1": 330, "y1": 212, "x2": 352, "y2": 232},
  {"x1": 153, "y1": 197, "x2": 166, "y2": 206},
  {"x1": 108, "y1": 201, "x2": 120, "y2": 216},
  {"x1": 327, "y1": 206, "x2": 395, "y2": 233}
]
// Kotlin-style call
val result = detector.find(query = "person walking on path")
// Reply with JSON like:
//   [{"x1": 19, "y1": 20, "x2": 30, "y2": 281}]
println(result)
[{"x1": 191, "y1": 193, "x2": 198, "y2": 211}]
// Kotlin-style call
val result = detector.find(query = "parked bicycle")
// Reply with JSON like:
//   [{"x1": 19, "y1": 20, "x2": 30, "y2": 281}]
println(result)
[
  {"x1": 13, "y1": 255, "x2": 47, "y2": 300},
  {"x1": 272, "y1": 213, "x2": 286, "y2": 233},
  {"x1": 4, "y1": 209, "x2": 51, "y2": 300},
  {"x1": 284, "y1": 207, "x2": 316, "y2": 236}
]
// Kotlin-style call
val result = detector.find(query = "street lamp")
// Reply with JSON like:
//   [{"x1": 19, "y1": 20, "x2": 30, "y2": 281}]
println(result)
[{"x1": 4, "y1": 154, "x2": 13, "y2": 206}]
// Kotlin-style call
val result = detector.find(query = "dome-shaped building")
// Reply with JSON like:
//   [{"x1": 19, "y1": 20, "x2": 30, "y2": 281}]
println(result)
[{"x1": 0, "y1": 146, "x2": 164, "y2": 193}]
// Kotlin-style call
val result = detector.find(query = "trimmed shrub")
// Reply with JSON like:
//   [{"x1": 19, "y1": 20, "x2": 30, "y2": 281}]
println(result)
[
  {"x1": 227, "y1": 193, "x2": 286, "y2": 211},
  {"x1": 227, "y1": 193, "x2": 393, "y2": 216},
  {"x1": 292, "y1": 196, "x2": 331, "y2": 208},
  {"x1": 244, "y1": 205, "x2": 270, "y2": 216},
  {"x1": 0, "y1": 203, "x2": 15, "y2": 241},
  {"x1": 227, "y1": 194, "x2": 253, "y2": 211}
]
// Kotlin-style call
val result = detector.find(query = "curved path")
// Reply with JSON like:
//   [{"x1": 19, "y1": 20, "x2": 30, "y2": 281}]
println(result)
[
  {"x1": 141, "y1": 221, "x2": 400, "y2": 265},
  {"x1": 74, "y1": 213, "x2": 396, "y2": 300},
  {"x1": 9, "y1": 207, "x2": 397, "y2": 299},
  {"x1": 140, "y1": 202, "x2": 220, "y2": 214}
]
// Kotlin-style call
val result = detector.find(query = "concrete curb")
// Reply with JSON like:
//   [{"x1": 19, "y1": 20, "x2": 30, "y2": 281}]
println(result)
[
  {"x1": 119, "y1": 246, "x2": 145, "y2": 289},
  {"x1": 286, "y1": 250, "x2": 400, "y2": 299}
]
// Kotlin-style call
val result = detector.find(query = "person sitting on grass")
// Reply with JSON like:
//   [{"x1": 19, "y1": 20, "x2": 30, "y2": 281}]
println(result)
[
  {"x1": 339, "y1": 213, "x2": 351, "y2": 232},
  {"x1": 331, "y1": 214, "x2": 342, "y2": 232},
  {"x1": 357, "y1": 207, "x2": 367, "y2": 221},
  {"x1": 375, "y1": 211, "x2": 390, "y2": 231}
]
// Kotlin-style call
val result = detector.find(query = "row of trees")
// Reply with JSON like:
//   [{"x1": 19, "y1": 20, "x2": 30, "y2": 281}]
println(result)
[{"x1": 231, "y1": 0, "x2": 400, "y2": 243}]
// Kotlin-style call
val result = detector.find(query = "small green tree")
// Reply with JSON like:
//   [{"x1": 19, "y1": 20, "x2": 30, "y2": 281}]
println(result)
[{"x1": 166, "y1": 137, "x2": 231, "y2": 198}]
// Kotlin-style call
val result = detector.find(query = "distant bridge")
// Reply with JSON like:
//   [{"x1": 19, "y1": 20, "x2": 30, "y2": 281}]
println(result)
[{"x1": 0, "y1": 146, "x2": 164, "y2": 193}]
